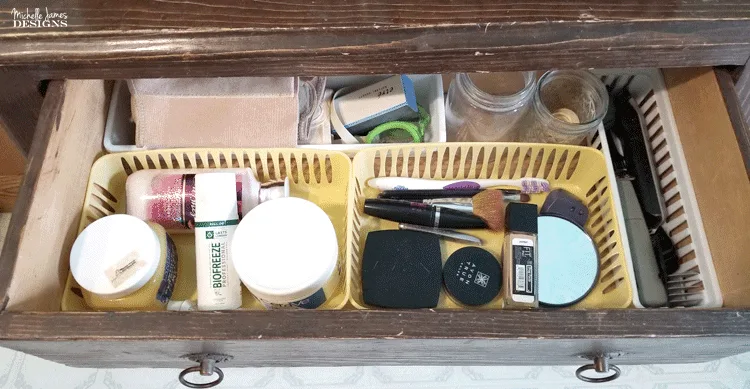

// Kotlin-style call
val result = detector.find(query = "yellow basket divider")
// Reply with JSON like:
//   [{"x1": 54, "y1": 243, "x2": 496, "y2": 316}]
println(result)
[
  {"x1": 62, "y1": 148, "x2": 353, "y2": 311},
  {"x1": 347, "y1": 143, "x2": 633, "y2": 309}
]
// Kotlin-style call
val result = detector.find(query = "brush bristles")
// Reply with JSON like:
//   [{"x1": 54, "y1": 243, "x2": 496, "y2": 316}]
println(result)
[{"x1": 471, "y1": 190, "x2": 505, "y2": 231}]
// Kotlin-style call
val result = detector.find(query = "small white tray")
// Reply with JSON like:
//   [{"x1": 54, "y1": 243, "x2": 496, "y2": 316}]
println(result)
[
  {"x1": 103, "y1": 81, "x2": 143, "y2": 153},
  {"x1": 299, "y1": 74, "x2": 446, "y2": 154},
  {"x1": 104, "y1": 76, "x2": 446, "y2": 155}
]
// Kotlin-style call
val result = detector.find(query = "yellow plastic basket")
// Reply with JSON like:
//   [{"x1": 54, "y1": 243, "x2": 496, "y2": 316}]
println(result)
[
  {"x1": 62, "y1": 149, "x2": 353, "y2": 311},
  {"x1": 347, "y1": 143, "x2": 633, "y2": 309}
]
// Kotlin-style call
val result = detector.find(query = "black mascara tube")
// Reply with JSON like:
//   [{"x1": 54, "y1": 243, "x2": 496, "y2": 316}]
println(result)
[{"x1": 364, "y1": 199, "x2": 487, "y2": 229}]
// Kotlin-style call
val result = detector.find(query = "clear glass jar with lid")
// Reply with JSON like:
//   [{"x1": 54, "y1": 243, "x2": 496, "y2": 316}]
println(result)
[
  {"x1": 517, "y1": 70, "x2": 609, "y2": 145},
  {"x1": 445, "y1": 72, "x2": 536, "y2": 142}
]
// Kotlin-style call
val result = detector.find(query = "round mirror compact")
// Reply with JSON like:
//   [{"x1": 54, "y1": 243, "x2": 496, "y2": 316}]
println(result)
[{"x1": 538, "y1": 215, "x2": 599, "y2": 307}]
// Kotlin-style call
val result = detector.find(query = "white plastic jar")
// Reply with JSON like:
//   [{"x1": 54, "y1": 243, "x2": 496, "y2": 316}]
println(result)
[
  {"x1": 231, "y1": 197, "x2": 340, "y2": 309},
  {"x1": 69, "y1": 214, "x2": 178, "y2": 311}
]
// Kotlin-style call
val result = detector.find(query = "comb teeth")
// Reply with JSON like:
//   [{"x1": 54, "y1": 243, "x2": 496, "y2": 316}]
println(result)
[{"x1": 520, "y1": 179, "x2": 550, "y2": 194}]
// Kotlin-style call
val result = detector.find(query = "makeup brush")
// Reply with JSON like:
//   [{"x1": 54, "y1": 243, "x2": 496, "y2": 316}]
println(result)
[
  {"x1": 468, "y1": 189, "x2": 505, "y2": 231},
  {"x1": 432, "y1": 190, "x2": 505, "y2": 231}
]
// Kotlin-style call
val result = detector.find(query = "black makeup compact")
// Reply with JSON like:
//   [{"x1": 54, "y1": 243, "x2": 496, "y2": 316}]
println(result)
[
  {"x1": 443, "y1": 247, "x2": 501, "y2": 306},
  {"x1": 362, "y1": 230, "x2": 442, "y2": 308}
]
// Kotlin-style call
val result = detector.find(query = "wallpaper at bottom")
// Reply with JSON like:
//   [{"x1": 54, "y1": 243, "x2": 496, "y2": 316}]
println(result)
[{"x1": 0, "y1": 347, "x2": 749, "y2": 389}]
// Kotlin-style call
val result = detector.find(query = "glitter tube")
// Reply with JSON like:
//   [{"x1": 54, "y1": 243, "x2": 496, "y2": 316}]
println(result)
[{"x1": 126, "y1": 168, "x2": 289, "y2": 233}]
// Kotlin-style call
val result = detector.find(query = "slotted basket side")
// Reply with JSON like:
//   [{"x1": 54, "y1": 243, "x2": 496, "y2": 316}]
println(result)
[
  {"x1": 591, "y1": 69, "x2": 722, "y2": 308},
  {"x1": 65, "y1": 148, "x2": 353, "y2": 311},
  {"x1": 347, "y1": 143, "x2": 632, "y2": 310}
]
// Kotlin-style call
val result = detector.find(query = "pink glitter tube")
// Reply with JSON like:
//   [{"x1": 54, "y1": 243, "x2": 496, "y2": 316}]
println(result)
[{"x1": 126, "y1": 169, "x2": 289, "y2": 233}]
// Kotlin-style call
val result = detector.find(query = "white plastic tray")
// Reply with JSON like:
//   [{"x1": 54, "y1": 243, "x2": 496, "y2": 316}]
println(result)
[
  {"x1": 104, "y1": 76, "x2": 446, "y2": 155},
  {"x1": 590, "y1": 69, "x2": 721, "y2": 308},
  {"x1": 299, "y1": 74, "x2": 446, "y2": 154},
  {"x1": 103, "y1": 81, "x2": 143, "y2": 153}
]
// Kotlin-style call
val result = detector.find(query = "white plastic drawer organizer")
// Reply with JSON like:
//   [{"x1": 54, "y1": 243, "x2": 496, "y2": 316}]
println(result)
[
  {"x1": 591, "y1": 69, "x2": 721, "y2": 308},
  {"x1": 104, "y1": 75, "x2": 446, "y2": 154}
]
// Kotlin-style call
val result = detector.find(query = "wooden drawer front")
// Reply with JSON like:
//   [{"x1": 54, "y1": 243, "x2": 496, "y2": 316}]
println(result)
[
  {"x1": 2, "y1": 310, "x2": 750, "y2": 368},
  {"x1": 0, "y1": 70, "x2": 749, "y2": 369},
  {"x1": 4, "y1": 338, "x2": 750, "y2": 368}
]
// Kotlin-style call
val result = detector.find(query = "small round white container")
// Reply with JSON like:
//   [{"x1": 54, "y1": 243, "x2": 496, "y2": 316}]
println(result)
[
  {"x1": 231, "y1": 197, "x2": 339, "y2": 309},
  {"x1": 70, "y1": 214, "x2": 162, "y2": 302}
]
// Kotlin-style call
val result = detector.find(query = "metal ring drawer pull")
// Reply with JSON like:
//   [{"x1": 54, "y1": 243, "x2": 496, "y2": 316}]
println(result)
[
  {"x1": 576, "y1": 354, "x2": 621, "y2": 383},
  {"x1": 179, "y1": 353, "x2": 233, "y2": 388}
]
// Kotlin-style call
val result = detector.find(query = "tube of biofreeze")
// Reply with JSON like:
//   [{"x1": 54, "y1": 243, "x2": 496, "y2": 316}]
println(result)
[{"x1": 195, "y1": 173, "x2": 242, "y2": 310}]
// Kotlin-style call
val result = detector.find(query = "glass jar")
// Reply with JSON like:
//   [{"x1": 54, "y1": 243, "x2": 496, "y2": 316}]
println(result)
[
  {"x1": 69, "y1": 214, "x2": 178, "y2": 311},
  {"x1": 518, "y1": 70, "x2": 609, "y2": 145},
  {"x1": 445, "y1": 72, "x2": 536, "y2": 142}
]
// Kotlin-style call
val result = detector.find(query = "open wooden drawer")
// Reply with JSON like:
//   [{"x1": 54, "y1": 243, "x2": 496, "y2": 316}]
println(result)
[{"x1": 0, "y1": 69, "x2": 749, "y2": 373}]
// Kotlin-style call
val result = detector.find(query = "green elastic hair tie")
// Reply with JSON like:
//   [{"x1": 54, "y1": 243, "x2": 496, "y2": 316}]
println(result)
[{"x1": 365, "y1": 105, "x2": 430, "y2": 144}]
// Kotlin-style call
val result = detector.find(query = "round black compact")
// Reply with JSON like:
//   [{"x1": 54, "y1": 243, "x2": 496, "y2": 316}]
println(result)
[{"x1": 443, "y1": 247, "x2": 501, "y2": 306}]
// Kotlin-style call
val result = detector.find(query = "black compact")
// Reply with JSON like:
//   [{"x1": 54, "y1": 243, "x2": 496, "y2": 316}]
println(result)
[
  {"x1": 443, "y1": 247, "x2": 501, "y2": 306},
  {"x1": 362, "y1": 230, "x2": 442, "y2": 308}
]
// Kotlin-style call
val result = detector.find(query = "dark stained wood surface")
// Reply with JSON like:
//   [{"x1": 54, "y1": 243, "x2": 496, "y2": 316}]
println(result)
[
  {"x1": 0, "y1": 81, "x2": 63, "y2": 311},
  {"x1": 4, "y1": 337, "x2": 750, "y2": 368},
  {"x1": 732, "y1": 60, "x2": 750, "y2": 175},
  {"x1": 736, "y1": 61, "x2": 750, "y2": 124},
  {"x1": 0, "y1": 72, "x2": 43, "y2": 155},
  {"x1": 4, "y1": 309, "x2": 750, "y2": 340},
  {"x1": 1, "y1": 1, "x2": 750, "y2": 77},
  {"x1": 0, "y1": 80, "x2": 110, "y2": 312},
  {"x1": 2, "y1": 310, "x2": 750, "y2": 367},
  {"x1": 717, "y1": 68, "x2": 750, "y2": 174}
]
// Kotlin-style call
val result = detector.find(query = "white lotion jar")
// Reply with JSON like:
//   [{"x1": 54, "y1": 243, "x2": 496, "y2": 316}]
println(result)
[
  {"x1": 194, "y1": 173, "x2": 243, "y2": 310},
  {"x1": 232, "y1": 197, "x2": 340, "y2": 309},
  {"x1": 69, "y1": 214, "x2": 178, "y2": 311}
]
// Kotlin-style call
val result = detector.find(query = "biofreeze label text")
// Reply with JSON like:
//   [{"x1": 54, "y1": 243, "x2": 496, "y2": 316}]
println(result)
[
  {"x1": 211, "y1": 242, "x2": 227, "y2": 289},
  {"x1": 195, "y1": 219, "x2": 238, "y2": 301}
]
